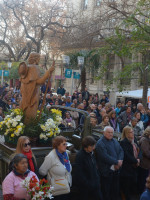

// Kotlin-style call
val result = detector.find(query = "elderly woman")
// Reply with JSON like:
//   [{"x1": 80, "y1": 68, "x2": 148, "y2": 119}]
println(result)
[
  {"x1": 9, "y1": 136, "x2": 38, "y2": 174},
  {"x1": 138, "y1": 127, "x2": 150, "y2": 193},
  {"x1": 74, "y1": 136, "x2": 103, "y2": 200},
  {"x1": 2, "y1": 153, "x2": 38, "y2": 200},
  {"x1": 63, "y1": 111, "x2": 76, "y2": 129},
  {"x1": 120, "y1": 126, "x2": 142, "y2": 200},
  {"x1": 39, "y1": 136, "x2": 72, "y2": 200},
  {"x1": 99, "y1": 114, "x2": 110, "y2": 130}
]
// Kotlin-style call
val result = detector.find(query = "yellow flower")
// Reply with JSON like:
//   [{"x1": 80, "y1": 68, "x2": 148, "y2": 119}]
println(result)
[
  {"x1": 51, "y1": 109, "x2": 62, "y2": 116},
  {"x1": 11, "y1": 134, "x2": 15, "y2": 137},
  {"x1": 17, "y1": 125, "x2": 21, "y2": 129}
]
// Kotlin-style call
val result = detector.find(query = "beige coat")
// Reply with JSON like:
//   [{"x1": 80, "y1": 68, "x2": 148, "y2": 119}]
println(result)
[{"x1": 39, "y1": 149, "x2": 72, "y2": 196}]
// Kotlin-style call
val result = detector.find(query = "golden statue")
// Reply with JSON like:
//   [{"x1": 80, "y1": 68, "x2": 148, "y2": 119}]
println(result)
[{"x1": 18, "y1": 52, "x2": 55, "y2": 124}]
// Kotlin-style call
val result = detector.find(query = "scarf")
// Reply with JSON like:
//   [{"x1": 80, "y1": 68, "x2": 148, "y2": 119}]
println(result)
[
  {"x1": 23, "y1": 150, "x2": 35, "y2": 172},
  {"x1": 56, "y1": 149, "x2": 70, "y2": 172},
  {"x1": 13, "y1": 169, "x2": 30, "y2": 179},
  {"x1": 110, "y1": 119, "x2": 116, "y2": 130}
]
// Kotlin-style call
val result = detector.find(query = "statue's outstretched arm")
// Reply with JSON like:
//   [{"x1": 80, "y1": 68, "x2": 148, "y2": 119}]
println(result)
[{"x1": 36, "y1": 63, "x2": 55, "y2": 85}]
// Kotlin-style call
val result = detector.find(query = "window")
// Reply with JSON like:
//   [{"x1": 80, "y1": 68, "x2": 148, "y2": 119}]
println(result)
[
  {"x1": 83, "y1": 0, "x2": 88, "y2": 10},
  {"x1": 96, "y1": 0, "x2": 101, "y2": 6}
]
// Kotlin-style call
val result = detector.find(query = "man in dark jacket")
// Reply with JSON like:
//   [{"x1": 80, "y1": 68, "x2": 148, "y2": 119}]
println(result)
[
  {"x1": 57, "y1": 85, "x2": 66, "y2": 96},
  {"x1": 82, "y1": 87, "x2": 90, "y2": 101},
  {"x1": 74, "y1": 136, "x2": 103, "y2": 200},
  {"x1": 96, "y1": 126, "x2": 124, "y2": 200}
]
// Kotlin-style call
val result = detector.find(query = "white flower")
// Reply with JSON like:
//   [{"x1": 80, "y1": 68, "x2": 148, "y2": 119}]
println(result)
[{"x1": 12, "y1": 121, "x2": 18, "y2": 127}]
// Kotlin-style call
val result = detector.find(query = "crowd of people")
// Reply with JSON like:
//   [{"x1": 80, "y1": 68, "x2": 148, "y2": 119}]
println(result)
[{"x1": 1, "y1": 83, "x2": 150, "y2": 200}]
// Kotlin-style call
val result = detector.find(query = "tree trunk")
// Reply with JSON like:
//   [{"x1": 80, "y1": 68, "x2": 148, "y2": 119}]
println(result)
[
  {"x1": 142, "y1": 67, "x2": 148, "y2": 108},
  {"x1": 81, "y1": 66, "x2": 86, "y2": 92},
  {"x1": 142, "y1": 53, "x2": 149, "y2": 108}
]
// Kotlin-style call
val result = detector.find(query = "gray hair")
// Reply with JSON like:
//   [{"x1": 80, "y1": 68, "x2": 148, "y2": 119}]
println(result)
[
  {"x1": 104, "y1": 126, "x2": 114, "y2": 133},
  {"x1": 137, "y1": 103, "x2": 143, "y2": 109}
]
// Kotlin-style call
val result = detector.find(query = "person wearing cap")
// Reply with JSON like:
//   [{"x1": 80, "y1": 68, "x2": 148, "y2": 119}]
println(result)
[
  {"x1": 140, "y1": 176, "x2": 150, "y2": 200},
  {"x1": 18, "y1": 52, "x2": 55, "y2": 124}
]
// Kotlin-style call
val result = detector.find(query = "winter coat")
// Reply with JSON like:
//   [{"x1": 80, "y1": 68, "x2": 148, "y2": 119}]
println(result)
[{"x1": 139, "y1": 136, "x2": 150, "y2": 169}]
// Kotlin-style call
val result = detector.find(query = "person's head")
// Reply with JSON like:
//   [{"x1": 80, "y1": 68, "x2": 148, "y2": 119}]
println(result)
[
  {"x1": 85, "y1": 87, "x2": 88, "y2": 91},
  {"x1": 126, "y1": 100, "x2": 132, "y2": 107},
  {"x1": 16, "y1": 136, "x2": 31, "y2": 154},
  {"x1": 78, "y1": 103, "x2": 84, "y2": 110},
  {"x1": 98, "y1": 104, "x2": 102, "y2": 111},
  {"x1": 102, "y1": 95, "x2": 106, "y2": 100},
  {"x1": 65, "y1": 92, "x2": 69, "y2": 97},
  {"x1": 12, "y1": 154, "x2": 28, "y2": 174},
  {"x1": 100, "y1": 108, "x2": 106, "y2": 117},
  {"x1": 90, "y1": 104, "x2": 96, "y2": 111},
  {"x1": 103, "y1": 126, "x2": 114, "y2": 140},
  {"x1": 66, "y1": 97, "x2": 71, "y2": 103},
  {"x1": 131, "y1": 117, "x2": 138, "y2": 127},
  {"x1": 145, "y1": 176, "x2": 150, "y2": 189},
  {"x1": 122, "y1": 126, "x2": 134, "y2": 142},
  {"x1": 109, "y1": 110, "x2": 116, "y2": 119},
  {"x1": 58, "y1": 94, "x2": 62, "y2": 99},
  {"x1": 28, "y1": 52, "x2": 40, "y2": 65},
  {"x1": 71, "y1": 103, "x2": 75, "y2": 108},
  {"x1": 102, "y1": 114, "x2": 109, "y2": 124},
  {"x1": 126, "y1": 106, "x2": 131, "y2": 113},
  {"x1": 73, "y1": 99, "x2": 77, "y2": 104},
  {"x1": 52, "y1": 136, "x2": 67, "y2": 153},
  {"x1": 90, "y1": 117, "x2": 97, "y2": 126},
  {"x1": 134, "y1": 112, "x2": 141, "y2": 120},
  {"x1": 83, "y1": 99, "x2": 87, "y2": 106},
  {"x1": 137, "y1": 103, "x2": 143, "y2": 111},
  {"x1": 82, "y1": 136, "x2": 96, "y2": 153},
  {"x1": 8, "y1": 99, "x2": 12, "y2": 105},
  {"x1": 143, "y1": 127, "x2": 150, "y2": 139},
  {"x1": 55, "y1": 100, "x2": 59, "y2": 105},
  {"x1": 117, "y1": 101, "x2": 121, "y2": 108},
  {"x1": 87, "y1": 106, "x2": 92, "y2": 113},
  {"x1": 65, "y1": 111, "x2": 71, "y2": 119}
]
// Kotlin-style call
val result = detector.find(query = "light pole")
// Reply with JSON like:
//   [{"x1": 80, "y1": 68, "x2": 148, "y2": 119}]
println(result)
[
  {"x1": 62, "y1": 55, "x2": 73, "y2": 94},
  {"x1": 77, "y1": 56, "x2": 85, "y2": 91}
]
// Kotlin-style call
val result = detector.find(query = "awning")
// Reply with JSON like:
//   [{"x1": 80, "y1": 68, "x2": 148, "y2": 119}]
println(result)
[{"x1": 116, "y1": 88, "x2": 150, "y2": 99}]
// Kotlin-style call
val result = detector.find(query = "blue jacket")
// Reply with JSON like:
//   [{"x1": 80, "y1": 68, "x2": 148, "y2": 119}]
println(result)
[
  {"x1": 140, "y1": 189, "x2": 150, "y2": 200},
  {"x1": 96, "y1": 135, "x2": 124, "y2": 176}
]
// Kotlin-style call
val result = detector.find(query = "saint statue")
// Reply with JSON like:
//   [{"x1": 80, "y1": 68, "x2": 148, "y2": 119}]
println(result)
[{"x1": 18, "y1": 52, "x2": 55, "y2": 125}]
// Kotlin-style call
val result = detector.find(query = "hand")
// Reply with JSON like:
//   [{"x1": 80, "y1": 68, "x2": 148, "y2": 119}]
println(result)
[
  {"x1": 118, "y1": 160, "x2": 123, "y2": 167},
  {"x1": 114, "y1": 165, "x2": 119, "y2": 170},
  {"x1": 137, "y1": 159, "x2": 140, "y2": 166},
  {"x1": 49, "y1": 61, "x2": 55, "y2": 72}
]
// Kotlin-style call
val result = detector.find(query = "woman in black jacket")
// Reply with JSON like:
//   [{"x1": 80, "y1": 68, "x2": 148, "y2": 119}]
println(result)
[
  {"x1": 74, "y1": 136, "x2": 103, "y2": 200},
  {"x1": 120, "y1": 126, "x2": 142, "y2": 200}
]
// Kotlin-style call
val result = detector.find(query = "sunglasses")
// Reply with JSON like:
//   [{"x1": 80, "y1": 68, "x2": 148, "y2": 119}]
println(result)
[{"x1": 24, "y1": 142, "x2": 31, "y2": 147}]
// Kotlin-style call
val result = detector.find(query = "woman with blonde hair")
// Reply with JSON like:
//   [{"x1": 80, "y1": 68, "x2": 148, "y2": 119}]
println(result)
[
  {"x1": 9, "y1": 136, "x2": 38, "y2": 174},
  {"x1": 120, "y1": 126, "x2": 142, "y2": 200}
]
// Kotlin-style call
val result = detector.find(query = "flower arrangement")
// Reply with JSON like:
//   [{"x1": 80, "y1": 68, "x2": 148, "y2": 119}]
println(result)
[
  {"x1": 0, "y1": 109, "x2": 24, "y2": 141},
  {"x1": 22, "y1": 175, "x2": 53, "y2": 200},
  {"x1": 0, "y1": 108, "x2": 62, "y2": 143},
  {"x1": 39, "y1": 109, "x2": 62, "y2": 140}
]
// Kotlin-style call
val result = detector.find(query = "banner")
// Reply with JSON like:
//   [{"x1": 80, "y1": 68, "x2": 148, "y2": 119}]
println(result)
[
  {"x1": 65, "y1": 69, "x2": 72, "y2": 78},
  {"x1": 0, "y1": 70, "x2": 9, "y2": 77},
  {"x1": 73, "y1": 71, "x2": 80, "y2": 79}
]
